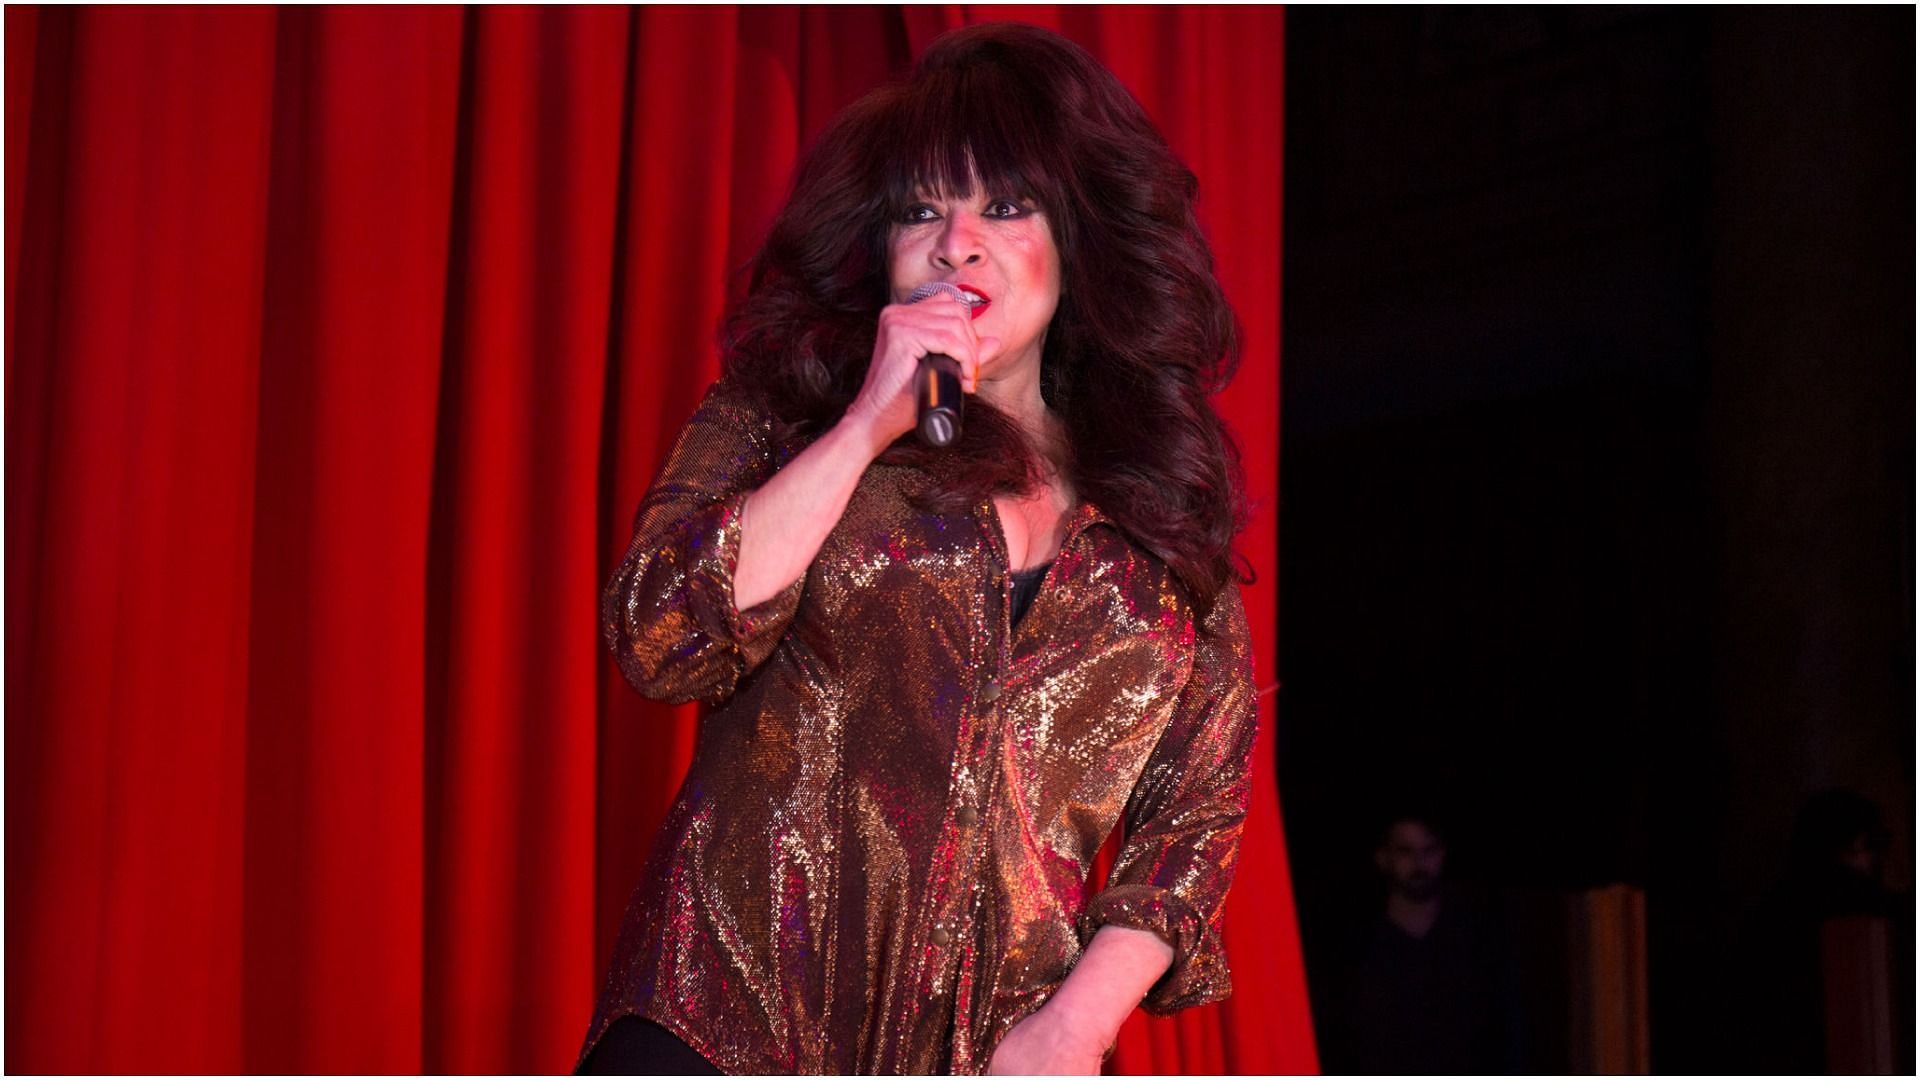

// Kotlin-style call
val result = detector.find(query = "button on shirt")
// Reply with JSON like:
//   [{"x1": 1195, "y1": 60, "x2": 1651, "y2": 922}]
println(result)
[{"x1": 578, "y1": 379, "x2": 1259, "y2": 1075}]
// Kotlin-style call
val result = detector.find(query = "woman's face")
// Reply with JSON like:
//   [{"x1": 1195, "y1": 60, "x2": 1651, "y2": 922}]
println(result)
[{"x1": 887, "y1": 184, "x2": 1062, "y2": 380}]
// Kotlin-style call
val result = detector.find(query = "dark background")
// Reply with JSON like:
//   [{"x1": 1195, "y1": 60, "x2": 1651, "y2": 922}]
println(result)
[{"x1": 1276, "y1": 6, "x2": 1913, "y2": 1072}]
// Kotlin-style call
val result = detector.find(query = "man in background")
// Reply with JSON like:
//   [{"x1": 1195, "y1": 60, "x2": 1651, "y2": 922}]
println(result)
[{"x1": 1317, "y1": 811, "x2": 1527, "y2": 1074}]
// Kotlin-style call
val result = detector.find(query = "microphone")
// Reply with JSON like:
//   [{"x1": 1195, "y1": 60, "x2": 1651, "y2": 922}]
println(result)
[{"x1": 906, "y1": 281, "x2": 972, "y2": 447}]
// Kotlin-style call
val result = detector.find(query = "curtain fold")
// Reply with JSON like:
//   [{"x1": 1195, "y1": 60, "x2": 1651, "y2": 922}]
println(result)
[
  {"x1": 5, "y1": 6, "x2": 1313, "y2": 1073},
  {"x1": 7, "y1": 8, "x2": 276, "y2": 1072}
]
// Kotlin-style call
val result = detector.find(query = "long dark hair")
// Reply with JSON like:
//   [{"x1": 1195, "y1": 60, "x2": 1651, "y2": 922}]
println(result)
[{"x1": 721, "y1": 22, "x2": 1250, "y2": 617}]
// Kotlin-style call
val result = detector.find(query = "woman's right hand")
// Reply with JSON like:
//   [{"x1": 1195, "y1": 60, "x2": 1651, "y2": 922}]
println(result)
[
  {"x1": 840, "y1": 290, "x2": 1000, "y2": 449},
  {"x1": 734, "y1": 293, "x2": 999, "y2": 611}
]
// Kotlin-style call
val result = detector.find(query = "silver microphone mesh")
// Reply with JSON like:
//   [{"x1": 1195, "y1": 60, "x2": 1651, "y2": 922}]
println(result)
[{"x1": 908, "y1": 281, "x2": 971, "y2": 305}]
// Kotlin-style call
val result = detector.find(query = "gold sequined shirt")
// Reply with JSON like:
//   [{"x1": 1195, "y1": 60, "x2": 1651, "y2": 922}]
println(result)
[{"x1": 578, "y1": 380, "x2": 1257, "y2": 1074}]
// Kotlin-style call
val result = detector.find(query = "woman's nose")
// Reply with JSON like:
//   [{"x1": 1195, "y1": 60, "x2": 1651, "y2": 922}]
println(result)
[{"x1": 933, "y1": 212, "x2": 985, "y2": 268}]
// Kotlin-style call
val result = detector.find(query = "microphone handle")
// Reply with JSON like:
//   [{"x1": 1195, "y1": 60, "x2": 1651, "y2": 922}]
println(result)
[{"x1": 916, "y1": 352, "x2": 963, "y2": 448}]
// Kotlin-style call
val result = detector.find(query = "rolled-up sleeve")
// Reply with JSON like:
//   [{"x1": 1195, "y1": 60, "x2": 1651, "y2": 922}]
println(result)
[
  {"x1": 1075, "y1": 584, "x2": 1258, "y2": 1014},
  {"x1": 602, "y1": 379, "x2": 806, "y2": 705}
]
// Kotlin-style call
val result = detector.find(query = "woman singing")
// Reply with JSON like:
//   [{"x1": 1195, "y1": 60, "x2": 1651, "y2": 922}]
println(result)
[{"x1": 576, "y1": 22, "x2": 1258, "y2": 1076}]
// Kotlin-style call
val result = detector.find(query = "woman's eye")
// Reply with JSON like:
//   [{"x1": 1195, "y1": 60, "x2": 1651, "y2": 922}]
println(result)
[
  {"x1": 901, "y1": 204, "x2": 938, "y2": 223},
  {"x1": 986, "y1": 200, "x2": 1027, "y2": 218}
]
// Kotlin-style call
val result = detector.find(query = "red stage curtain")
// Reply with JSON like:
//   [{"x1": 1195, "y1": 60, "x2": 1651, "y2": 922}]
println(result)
[{"x1": 5, "y1": 6, "x2": 1314, "y2": 1074}]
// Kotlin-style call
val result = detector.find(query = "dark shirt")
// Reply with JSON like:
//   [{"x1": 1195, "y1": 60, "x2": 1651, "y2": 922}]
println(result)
[
  {"x1": 1008, "y1": 561, "x2": 1051, "y2": 629},
  {"x1": 1325, "y1": 895, "x2": 1521, "y2": 1074},
  {"x1": 1726, "y1": 867, "x2": 1911, "y2": 1073}
]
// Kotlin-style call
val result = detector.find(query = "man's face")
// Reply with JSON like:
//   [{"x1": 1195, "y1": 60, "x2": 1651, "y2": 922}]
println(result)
[
  {"x1": 1375, "y1": 820, "x2": 1446, "y2": 901},
  {"x1": 1838, "y1": 833, "x2": 1883, "y2": 881}
]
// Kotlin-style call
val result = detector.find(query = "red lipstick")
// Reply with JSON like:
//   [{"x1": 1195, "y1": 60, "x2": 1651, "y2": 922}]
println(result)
[{"x1": 955, "y1": 283, "x2": 991, "y2": 320}]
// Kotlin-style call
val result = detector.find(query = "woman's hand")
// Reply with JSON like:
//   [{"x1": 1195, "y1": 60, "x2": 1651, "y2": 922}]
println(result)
[
  {"x1": 984, "y1": 926, "x2": 1170, "y2": 1076},
  {"x1": 734, "y1": 292, "x2": 999, "y2": 610},
  {"x1": 840, "y1": 290, "x2": 1000, "y2": 449},
  {"x1": 986, "y1": 1003, "x2": 1109, "y2": 1076}
]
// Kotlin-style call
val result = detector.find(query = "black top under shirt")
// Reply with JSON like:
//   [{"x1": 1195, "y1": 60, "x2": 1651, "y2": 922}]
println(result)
[{"x1": 1009, "y1": 562, "x2": 1051, "y2": 628}]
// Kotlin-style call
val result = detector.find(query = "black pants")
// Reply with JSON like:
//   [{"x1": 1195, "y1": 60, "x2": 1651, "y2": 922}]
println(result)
[{"x1": 576, "y1": 1015, "x2": 722, "y2": 1075}]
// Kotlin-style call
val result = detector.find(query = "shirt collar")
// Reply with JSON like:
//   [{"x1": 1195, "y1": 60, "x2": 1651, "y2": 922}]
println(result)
[
  {"x1": 971, "y1": 495, "x2": 1116, "y2": 571},
  {"x1": 1064, "y1": 497, "x2": 1115, "y2": 539}
]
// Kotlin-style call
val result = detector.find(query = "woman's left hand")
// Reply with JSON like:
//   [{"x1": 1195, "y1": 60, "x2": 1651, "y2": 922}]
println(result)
[{"x1": 986, "y1": 1005, "x2": 1108, "y2": 1076}]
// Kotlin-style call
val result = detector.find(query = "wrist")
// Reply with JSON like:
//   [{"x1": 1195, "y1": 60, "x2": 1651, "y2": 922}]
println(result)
[
  {"x1": 831, "y1": 409, "x2": 896, "y2": 462},
  {"x1": 1030, "y1": 998, "x2": 1116, "y2": 1061}
]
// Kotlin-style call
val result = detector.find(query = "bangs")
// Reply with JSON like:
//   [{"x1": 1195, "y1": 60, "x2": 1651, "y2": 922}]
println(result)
[{"x1": 876, "y1": 60, "x2": 1067, "y2": 217}]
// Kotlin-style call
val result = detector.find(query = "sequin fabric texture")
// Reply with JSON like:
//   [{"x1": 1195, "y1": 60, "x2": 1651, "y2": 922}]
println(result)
[{"x1": 577, "y1": 380, "x2": 1258, "y2": 1075}]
